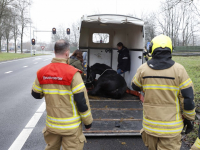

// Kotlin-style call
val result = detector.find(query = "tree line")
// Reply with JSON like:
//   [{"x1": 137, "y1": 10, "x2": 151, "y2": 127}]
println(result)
[
  {"x1": 0, "y1": 0, "x2": 31, "y2": 53},
  {"x1": 144, "y1": 0, "x2": 200, "y2": 47}
]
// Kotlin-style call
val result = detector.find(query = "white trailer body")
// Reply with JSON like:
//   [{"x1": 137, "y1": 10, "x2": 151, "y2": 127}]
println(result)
[{"x1": 79, "y1": 14, "x2": 144, "y2": 136}]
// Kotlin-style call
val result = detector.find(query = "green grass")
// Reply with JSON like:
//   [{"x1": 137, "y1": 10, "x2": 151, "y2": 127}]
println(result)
[
  {"x1": 0, "y1": 53, "x2": 48, "y2": 62},
  {"x1": 173, "y1": 56, "x2": 200, "y2": 103},
  {"x1": 173, "y1": 56, "x2": 200, "y2": 145}
]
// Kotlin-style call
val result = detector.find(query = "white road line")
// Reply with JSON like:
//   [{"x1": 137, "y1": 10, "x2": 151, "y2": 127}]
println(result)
[
  {"x1": 43, "y1": 58, "x2": 52, "y2": 62},
  {"x1": 33, "y1": 58, "x2": 42, "y2": 61},
  {"x1": 25, "y1": 113, "x2": 43, "y2": 128},
  {"x1": 0, "y1": 57, "x2": 32, "y2": 65},
  {"x1": 23, "y1": 66, "x2": 28, "y2": 68},
  {"x1": 36, "y1": 102, "x2": 46, "y2": 113},
  {"x1": 5, "y1": 71, "x2": 13, "y2": 74},
  {"x1": 8, "y1": 101, "x2": 46, "y2": 150},
  {"x1": 8, "y1": 129, "x2": 33, "y2": 150}
]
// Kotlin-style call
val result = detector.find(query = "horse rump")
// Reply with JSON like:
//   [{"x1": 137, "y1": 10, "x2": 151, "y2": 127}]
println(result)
[{"x1": 106, "y1": 82, "x2": 127, "y2": 99}]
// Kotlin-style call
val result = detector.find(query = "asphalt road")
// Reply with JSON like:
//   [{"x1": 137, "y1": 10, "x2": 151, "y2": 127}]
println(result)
[{"x1": 0, "y1": 54, "x2": 190, "y2": 150}]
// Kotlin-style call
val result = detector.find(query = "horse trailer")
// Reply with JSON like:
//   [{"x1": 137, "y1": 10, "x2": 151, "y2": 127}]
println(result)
[{"x1": 79, "y1": 14, "x2": 144, "y2": 136}]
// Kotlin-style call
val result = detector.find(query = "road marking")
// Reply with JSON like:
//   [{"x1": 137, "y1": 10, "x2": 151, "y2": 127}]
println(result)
[
  {"x1": 25, "y1": 113, "x2": 43, "y2": 128},
  {"x1": 43, "y1": 58, "x2": 52, "y2": 62},
  {"x1": 33, "y1": 58, "x2": 42, "y2": 61},
  {"x1": 23, "y1": 66, "x2": 28, "y2": 68},
  {"x1": 0, "y1": 57, "x2": 32, "y2": 65},
  {"x1": 5, "y1": 71, "x2": 13, "y2": 74},
  {"x1": 0, "y1": 55, "x2": 52, "y2": 65},
  {"x1": 8, "y1": 129, "x2": 33, "y2": 150},
  {"x1": 8, "y1": 101, "x2": 46, "y2": 150}
]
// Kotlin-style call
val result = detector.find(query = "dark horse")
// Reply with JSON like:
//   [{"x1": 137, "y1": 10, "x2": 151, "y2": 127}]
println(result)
[{"x1": 87, "y1": 63, "x2": 127, "y2": 99}]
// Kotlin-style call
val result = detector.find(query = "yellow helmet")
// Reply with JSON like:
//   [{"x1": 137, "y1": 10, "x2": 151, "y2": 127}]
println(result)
[{"x1": 149, "y1": 34, "x2": 173, "y2": 54}]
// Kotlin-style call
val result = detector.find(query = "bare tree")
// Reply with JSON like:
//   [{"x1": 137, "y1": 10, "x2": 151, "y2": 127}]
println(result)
[
  {"x1": 156, "y1": 0, "x2": 200, "y2": 46},
  {"x1": 0, "y1": 0, "x2": 15, "y2": 52},
  {"x1": 142, "y1": 13, "x2": 157, "y2": 43},
  {"x1": 12, "y1": 9, "x2": 20, "y2": 53},
  {"x1": 15, "y1": 0, "x2": 31, "y2": 53},
  {"x1": 3, "y1": 7, "x2": 14, "y2": 53},
  {"x1": 71, "y1": 21, "x2": 80, "y2": 48}
]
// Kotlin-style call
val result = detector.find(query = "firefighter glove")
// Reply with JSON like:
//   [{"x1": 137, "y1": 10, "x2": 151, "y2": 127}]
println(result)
[{"x1": 184, "y1": 119, "x2": 194, "y2": 134}]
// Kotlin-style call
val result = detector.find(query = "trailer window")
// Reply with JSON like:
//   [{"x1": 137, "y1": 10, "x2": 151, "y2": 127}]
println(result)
[{"x1": 92, "y1": 33, "x2": 109, "y2": 43}]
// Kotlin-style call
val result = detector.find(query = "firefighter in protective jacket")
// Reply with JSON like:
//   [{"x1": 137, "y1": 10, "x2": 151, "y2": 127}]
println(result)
[
  {"x1": 132, "y1": 35, "x2": 195, "y2": 150},
  {"x1": 191, "y1": 125, "x2": 200, "y2": 150},
  {"x1": 31, "y1": 40, "x2": 93, "y2": 150},
  {"x1": 191, "y1": 138, "x2": 200, "y2": 150}
]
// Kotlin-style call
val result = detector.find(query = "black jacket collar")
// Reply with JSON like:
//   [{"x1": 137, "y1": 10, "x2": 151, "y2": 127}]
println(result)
[
  {"x1": 118, "y1": 47, "x2": 127, "y2": 53},
  {"x1": 147, "y1": 50, "x2": 175, "y2": 70}
]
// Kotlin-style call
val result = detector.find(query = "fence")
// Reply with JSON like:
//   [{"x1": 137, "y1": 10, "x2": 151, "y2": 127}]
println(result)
[{"x1": 173, "y1": 46, "x2": 200, "y2": 53}]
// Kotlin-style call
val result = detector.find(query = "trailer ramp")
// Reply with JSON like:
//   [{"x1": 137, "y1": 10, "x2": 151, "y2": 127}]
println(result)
[{"x1": 83, "y1": 94, "x2": 143, "y2": 136}]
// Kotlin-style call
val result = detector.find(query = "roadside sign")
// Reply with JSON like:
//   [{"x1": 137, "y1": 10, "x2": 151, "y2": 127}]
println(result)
[
  {"x1": 147, "y1": 42, "x2": 151, "y2": 50},
  {"x1": 41, "y1": 46, "x2": 45, "y2": 50}
]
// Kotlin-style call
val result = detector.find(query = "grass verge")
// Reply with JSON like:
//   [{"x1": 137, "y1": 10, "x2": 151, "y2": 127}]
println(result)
[
  {"x1": 0, "y1": 53, "x2": 49, "y2": 62},
  {"x1": 173, "y1": 56, "x2": 200, "y2": 103},
  {"x1": 173, "y1": 56, "x2": 200, "y2": 146}
]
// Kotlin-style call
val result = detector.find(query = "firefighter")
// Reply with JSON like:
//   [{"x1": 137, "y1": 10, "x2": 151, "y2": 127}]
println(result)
[
  {"x1": 143, "y1": 46, "x2": 152, "y2": 61},
  {"x1": 191, "y1": 125, "x2": 200, "y2": 150},
  {"x1": 132, "y1": 34, "x2": 195, "y2": 150},
  {"x1": 31, "y1": 39, "x2": 93, "y2": 150},
  {"x1": 117, "y1": 42, "x2": 130, "y2": 74}
]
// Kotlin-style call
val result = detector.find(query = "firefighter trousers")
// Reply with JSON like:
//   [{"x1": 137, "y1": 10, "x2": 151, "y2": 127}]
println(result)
[
  {"x1": 141, "y1": 130, "x2": 182, "y2": 150},
  {"x1": 42, "y1": 125, "x2": 86, "y2": 150}
]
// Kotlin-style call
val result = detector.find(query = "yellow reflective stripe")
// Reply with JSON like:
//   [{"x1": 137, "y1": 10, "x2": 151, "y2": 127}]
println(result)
[
  {"x1": 46, "y1": 120, "x2": 81, "y2": 130},
  {"x1": 133, "y1": 76, "x2": 142, "y2": 87},
  {"x1": 143, "y1": 84, "x2": 179, "y2": 91},
  {"x1": 195, "y1": 138, "x2": 200, "y2": 148},
  {"x1": 72, "y1": 83, "x2": 85, "y2": 94},
  {"x1": 143, "y1": 117, "x2": 183, "y2": 126},
  {"x1": 143, "y1": 124, "x2": 183, "y2": 134},
  {"x1": 183, "y1": 109, "x2": 195, "y2": 115},
  {"x1": 33, "y1": 83, "x2": 42, "y2": 92},
  {"x1": 70, "y1": 95, "x2": 78, "y2": 117},
  {"x1": 180, "y1": 78, "x2": 192, "y2": 89},
  {"x1": 175, "y1": 91, "x2": 180, "y2": 120},
  {"x1": 80, "y1": 110, "x2": 91, "y2": 118},
  {"x1": 47, "y1": 115, "x2": 81, "y2": 123},
  {"x1": 42, "y1": 89, "x2": 72, "y2": 95}
]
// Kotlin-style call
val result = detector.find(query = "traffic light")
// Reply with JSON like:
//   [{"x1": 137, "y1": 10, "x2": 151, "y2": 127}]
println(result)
[
  {"x1": 67, "y1": 28, "x2": 70, "y2": 35},
  {"x1": 31, "y1": 38, "x2": 35, "y2": 45},
  {"x1": 52, "y1": 28, "x2": 56, "y2": 34}
]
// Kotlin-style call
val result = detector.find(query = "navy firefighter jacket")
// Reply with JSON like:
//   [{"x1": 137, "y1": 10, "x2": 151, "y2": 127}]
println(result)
[{"x1": 118, "y1": 47, "x2": 130, "y2": 71}]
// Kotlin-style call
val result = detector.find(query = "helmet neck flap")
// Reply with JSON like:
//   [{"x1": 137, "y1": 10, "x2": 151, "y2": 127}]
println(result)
[{"x1": 147, "y1": 48, "x2": 175, "y2": 70}]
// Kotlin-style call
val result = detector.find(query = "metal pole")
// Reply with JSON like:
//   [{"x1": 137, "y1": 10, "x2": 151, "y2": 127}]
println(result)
[{"x1": 29, "y1": 0, "x2": 32, "y2": 56}]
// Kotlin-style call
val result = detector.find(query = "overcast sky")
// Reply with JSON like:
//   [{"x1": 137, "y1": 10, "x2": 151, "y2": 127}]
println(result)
[{"x1": 26, "y1": 0, "x2": 162, "y2": 43}]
